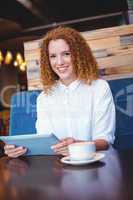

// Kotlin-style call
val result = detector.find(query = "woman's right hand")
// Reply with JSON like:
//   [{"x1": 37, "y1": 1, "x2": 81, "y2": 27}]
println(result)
[{"x1": 4, "y1": 144, "x2": 27, "y2": 158}]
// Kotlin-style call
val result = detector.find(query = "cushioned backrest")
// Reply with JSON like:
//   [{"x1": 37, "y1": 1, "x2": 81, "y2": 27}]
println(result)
[
  {"x1": 108, "y1": 78, "x2": 133, "y2": 149},
  {"x1": 9, "y1": 90, "x2": 41, "y2": 135}
]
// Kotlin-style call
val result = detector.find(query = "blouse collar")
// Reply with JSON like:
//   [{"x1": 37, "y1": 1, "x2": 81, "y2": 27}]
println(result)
[{"x1": 58, "y1": 79, "x2": 81, "y2": 91}]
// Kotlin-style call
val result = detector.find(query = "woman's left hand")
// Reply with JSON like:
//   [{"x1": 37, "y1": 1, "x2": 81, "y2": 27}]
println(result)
[{"x1": 51, "y1": 137, "x2": 76, "y2": 156}]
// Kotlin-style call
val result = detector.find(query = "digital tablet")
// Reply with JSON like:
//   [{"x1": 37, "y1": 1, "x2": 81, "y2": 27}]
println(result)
[{"x1": 0, "y1": 133, "x2": 59, "y2": 156}]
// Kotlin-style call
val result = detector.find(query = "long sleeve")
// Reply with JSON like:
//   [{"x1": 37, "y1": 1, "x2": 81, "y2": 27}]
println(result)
[
  {"x1": 35, "y1": 92, "x2": 53, "y2": 135},
  {"x1": 92, "y1": 80, "x2": 116, "y2": 144}
]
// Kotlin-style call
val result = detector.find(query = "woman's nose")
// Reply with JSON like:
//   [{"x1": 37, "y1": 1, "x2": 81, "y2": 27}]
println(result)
[{"x1": 57, "y1": 55, "x2": 64, "y2": 65}]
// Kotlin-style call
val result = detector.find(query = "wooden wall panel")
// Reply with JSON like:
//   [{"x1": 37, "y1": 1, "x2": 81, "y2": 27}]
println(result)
[
  {"x1": 106, "y1": 65, "x2": 133, "y2": 74},
  {"x1": 24, "y1": 24, "x2": 133, "y2": 90},
  {"x1": 97, "y1": 53, "x2": 133, "y2": 68},
  {"x1": 82, "y1": 24, "x2": 133, "y2": 40},
  {"x1": 88, "y1": 37, "x2": 120, "y2": 50}
]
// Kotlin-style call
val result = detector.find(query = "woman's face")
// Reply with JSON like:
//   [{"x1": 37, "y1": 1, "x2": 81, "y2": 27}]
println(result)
[{"x1": 48, "y1": 39, "x2": 76, "y2": 85}]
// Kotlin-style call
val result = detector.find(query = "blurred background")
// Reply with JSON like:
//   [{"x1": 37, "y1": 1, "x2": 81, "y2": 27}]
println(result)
[{"x1": 0, "y1": 0, "x2": 132, "y2": 135}]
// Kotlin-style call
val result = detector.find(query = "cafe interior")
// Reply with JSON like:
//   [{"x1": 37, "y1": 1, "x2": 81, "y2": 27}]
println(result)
[
  {"x1": 0, "y1": 0, "x2": 132, "y2": 136},
  {"x1": 0, "y1": 0, "x2": 133, "y2": 200}
]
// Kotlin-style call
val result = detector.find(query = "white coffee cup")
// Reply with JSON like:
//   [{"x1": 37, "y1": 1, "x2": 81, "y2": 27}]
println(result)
[{"x1": 68, "y1": 142, "x2": 96, "y2": 161}]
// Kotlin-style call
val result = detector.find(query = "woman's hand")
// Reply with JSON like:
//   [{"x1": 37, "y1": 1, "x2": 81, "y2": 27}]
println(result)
[
  {"x1": 51, "y1": 138, "x2": 83, "y2": 156},
  {"x1": 4, "y1": 144, "x2": 27, "y2": 158},
  {"x1": 51, "y1": 137, "x2": 76, "y2": 156}
]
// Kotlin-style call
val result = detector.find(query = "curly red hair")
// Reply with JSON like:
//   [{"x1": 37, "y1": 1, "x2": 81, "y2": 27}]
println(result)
[{"x1": 40, "y1": 26, "x2": 99, "y2": 93}]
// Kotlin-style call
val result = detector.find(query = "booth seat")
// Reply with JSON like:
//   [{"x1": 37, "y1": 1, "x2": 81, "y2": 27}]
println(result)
[
  {"x1": 9, "y1": 77, "x2": 133, "y2": 150},
  {"x1": 109, "y1": 78, "x2": 133, "y2": 150},
  {"x1": 9, "y1": 90, "x2": 41, "y2": 136}
]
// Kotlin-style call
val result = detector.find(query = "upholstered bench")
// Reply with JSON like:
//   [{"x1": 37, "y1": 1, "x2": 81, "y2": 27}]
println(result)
[
  {"x1": 109, "y1": 77, "x2": 133, "y2": 149},
  {"x1": 9, "y1": 90, "x2": 41, "y2": 136}
]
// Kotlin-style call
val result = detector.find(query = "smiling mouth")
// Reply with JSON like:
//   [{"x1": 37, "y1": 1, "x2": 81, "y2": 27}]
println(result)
[{"x1": 57, "y1": 66, "x2": 68, "y2": 72}]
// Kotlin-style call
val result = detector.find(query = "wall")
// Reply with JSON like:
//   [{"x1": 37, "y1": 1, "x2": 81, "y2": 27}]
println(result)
[{"x1": 24, "y1": 24, "x2": 133, "y2": 90}]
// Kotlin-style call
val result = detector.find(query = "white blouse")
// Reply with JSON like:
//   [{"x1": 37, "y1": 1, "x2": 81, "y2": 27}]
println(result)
[{"x1": 36, "y1": 79, "x2": 115, "y2": 144}]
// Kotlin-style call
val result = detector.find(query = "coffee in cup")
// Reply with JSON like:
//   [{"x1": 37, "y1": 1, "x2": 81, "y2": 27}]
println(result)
[{"x1": 68, "y1": 142, "x2": 96, "y2": 161}]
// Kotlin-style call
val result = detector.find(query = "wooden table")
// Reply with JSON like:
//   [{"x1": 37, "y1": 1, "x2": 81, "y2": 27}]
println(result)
[{"x1": 0, "y1": 147, "x2": 133, "y2": 200}]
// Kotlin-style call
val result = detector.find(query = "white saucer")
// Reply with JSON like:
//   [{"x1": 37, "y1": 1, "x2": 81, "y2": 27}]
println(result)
[{"x1": 60, "y1": 152, "x2": 105, "y2": 166}]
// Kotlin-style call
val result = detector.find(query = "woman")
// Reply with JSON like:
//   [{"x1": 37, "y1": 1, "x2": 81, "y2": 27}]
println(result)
[{"x1": 4, "y1": 26, "x2": 115, "y2": 158}]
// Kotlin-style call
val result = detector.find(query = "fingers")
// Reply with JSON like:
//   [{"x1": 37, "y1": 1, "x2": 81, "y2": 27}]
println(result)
[
  {"x1": 51, "y1": 137, "x2": 75, "y2": 156},
  {"x1": 57, "y1": 150, "x2": 68, "y2": 156},
  {"x1": 61, "y1": 137, "x2": 75, "y2": 145},
  {"x1": 52, "y1": 141, "x2": 66, "y2": 150},
  {"x1": 55, "y1": 146, "x2": 68, "y2": 153},
  {"x1": 55, "y1": 146, "x2": 69, "y2": 156},
  {"x1": 52, "y1": 137, "x2": 75, "y2": 150},
  {"x1": 51, "y1": 141, "x2": 67, "y2": 154},
  {"x1": 7, "y1": 148, "x2": 27, "y2": 158},
  {"x1": 4, "y1": 144, "x2": 27, "y2": 158},
  {"x1": 4, "y1": 144, "x2": 15, "y2": 150}
]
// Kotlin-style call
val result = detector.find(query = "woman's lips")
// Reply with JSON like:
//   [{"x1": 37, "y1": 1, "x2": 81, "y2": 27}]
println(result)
[{"x1": 57, "y1": 66, "x2": 68, "y2": 73}]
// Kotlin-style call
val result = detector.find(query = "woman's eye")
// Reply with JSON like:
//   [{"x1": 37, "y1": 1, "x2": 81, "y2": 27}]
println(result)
[
  {"x1": 49, "y1": 55, "x2": 56, "y2": 58},
  {"x1": 64, "y1": 52, "x2": 71, "y2": 56}
]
